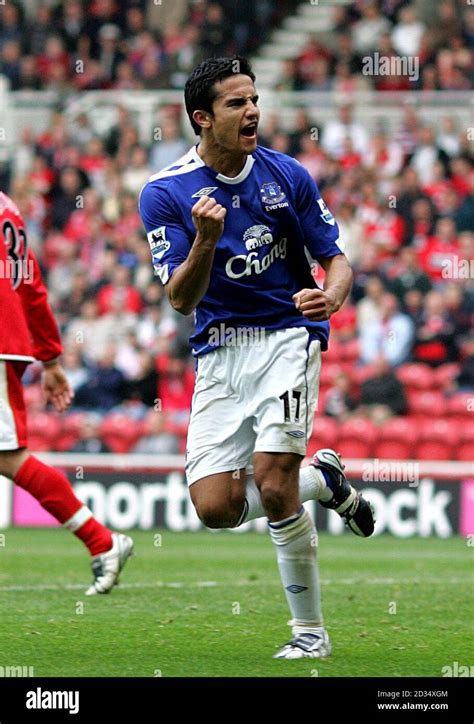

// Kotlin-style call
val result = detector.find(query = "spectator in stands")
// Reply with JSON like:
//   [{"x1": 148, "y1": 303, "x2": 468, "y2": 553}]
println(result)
[
  {"x1": 324, "y1": 371, "x2": 357, "y2": 420},
  {"x1": 50, "y1": 166, "x2": 89, "y2": 231},
  {"x1": 396, "y1": 167, "x2": 435, "y2": 245},
  {"x1": 65, "y1": 298, "x2": 114, "y2": 362},
  {"x1": 321, "y1": 104, "x2": 369, "y2": 161},
  {"x1": 124, "y1": 350, "x2": 159, "y2": 408},
  {"x1": 96, "y1": 23, "x2": 125, "y2": 85},
  {"x1": 74, "y1": 344, "x2": 126, "y2": 412},
  {"x1": 199, "y1": 2, "x2": 232, "y2": 58},
  {"x1": 389, "y1": 247, "x2": 432, "y2": 304},
  {"x1": 352, "y1": 1, "x2": 390, "y2": 54},
  {"x1": 27, "y1": 5, "x2": 54, "y2": 56},
  {"x1": 410, "y1": 126, "x2": 448, "y2": 186},
  {"x1": 70, "y1": 414, "x2": 112, "y2": 453},
  {"x1": 359, "y1": 355, "x2": 408, "y2": 422},
  {"x1": 356, "y1": 275, "x2": 386, "y2": 332},
  {"x1": 58, "y1": 0, "x2": 86, "y2": 54},
  {"x1": 132, "y1": 411, "x2": 180, "y2": 455},
  {"x1": 97, "y1": 264, "x2": 143, "y2": 316},
  {"x1": 412, "y1": 290, "x2": 457, "y2": 367},
  {"x1": 0, "y1": 40, "x2": 22, "y2": 89},
  {"x1": 150, "y1": 114, "x2": 188, "y2": 172},
  {"x1": 391, "y1": 5, "x2": 425, "y2": 57},
  {"x1": 360, "y1": 292, "x2": 414, "y2": 367},
  {"x1": 403, "y1": 288, "x2": 424, "y2": 326},
  {"x1": 451, "y1": 335, "x2": 474, "y2": 391},
  {"x1": 0, "y1": 2, "x2": 22, "y2": 52},
  {"x1": 62, "y1": 348, "x2": 90, "y2": 392},
  {"x1": 417, "y1": 217, "x2": 460, "y2": 281},
  {"x1": 122, "y1": 145, "x2": 151, "y2": 195},
  {"x1": 156, "y1": 343, "x2": 195, "y2": 420},
  {"x1": 18, "y1": 54, "x2": 41, "y2": 89}
]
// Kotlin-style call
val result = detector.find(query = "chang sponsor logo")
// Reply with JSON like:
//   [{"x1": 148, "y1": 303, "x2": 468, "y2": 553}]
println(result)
[{"x1": 225, "y1": 237, "x2": 287, "y2": 279}]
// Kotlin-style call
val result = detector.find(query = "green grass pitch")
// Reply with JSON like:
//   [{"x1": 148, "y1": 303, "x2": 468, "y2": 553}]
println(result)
[{"x1": 0, "y1": 529, "x2": 472, "y2": 678}]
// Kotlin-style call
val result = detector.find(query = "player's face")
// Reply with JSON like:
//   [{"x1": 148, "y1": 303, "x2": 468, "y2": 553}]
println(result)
[{"x1": 207, "y1": 75, "x2": 260, "y2": 154}]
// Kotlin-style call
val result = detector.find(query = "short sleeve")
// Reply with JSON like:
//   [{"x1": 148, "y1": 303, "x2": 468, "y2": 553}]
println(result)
[
  {"x1": 291, "y1": 160, "x2": 345, "y2": 259},
  {"x1": 138, "y1": 182, "x2": 192, "y2": 285}
]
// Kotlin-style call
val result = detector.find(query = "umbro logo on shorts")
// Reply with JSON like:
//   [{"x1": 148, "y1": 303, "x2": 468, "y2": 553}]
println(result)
[
  {"x1": 192, "y1": 186, "x2": 218, "y2": 198},
  {"x1": 286, "y1": 430, "x2": 305, "y2": 438}
]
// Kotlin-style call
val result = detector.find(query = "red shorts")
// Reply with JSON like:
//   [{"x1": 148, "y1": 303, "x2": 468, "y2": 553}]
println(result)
[{"x1": 0, "y1": 360, "x2": 28, "y2": 450}]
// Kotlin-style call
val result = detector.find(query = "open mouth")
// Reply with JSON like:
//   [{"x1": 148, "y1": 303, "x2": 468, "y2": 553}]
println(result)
[{"x1": 240, "y1": 123, "x2": 258, "y2": 139}]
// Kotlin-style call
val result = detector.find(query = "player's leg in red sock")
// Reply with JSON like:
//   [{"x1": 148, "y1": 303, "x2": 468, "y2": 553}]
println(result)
[{"x1": 3, "y1": 451, "x2": 112, "y2": 556}]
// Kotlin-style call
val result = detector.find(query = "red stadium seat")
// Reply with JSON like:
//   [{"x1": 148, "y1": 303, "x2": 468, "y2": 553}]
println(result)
[
  {"x1": 434, "y1": 363, "x2": 461, "y2": 388},
  {"x1": 460, "y1": 420, "x2": 474, "y2": 443},
  {"x1": 375, "y1": 440, "x2": 414, "y2": 459},
  {"x1": 447, "y1": 393, "x2": 473, "y2": 419},
  {"x1": 337, "y1": 417, "x2": 378, "y2": 457},
  {"x1": 309, "y1": 416, "x2": 339, "y2": 450},
  {"x1": 27, "y1": 435, "x2": 52, "y2": 452},
  {"x1": 339, "y1": 417, "x2": 379, "y2": 445},
  {"x1": 379, "y1": 417, "x2": 420, "y2": 444},
  {"x1": 55, "y1": 432, "x2": 81, "y2": 452},
  {"x1": 23, "y1": 384, "x2": 45, "y2": 411},
  {"x1": 323, "y1": 340, "x2": 343, "y2": 363},
  {"x1": 319, "y1": 363, "x2": 344, "y2": 387},
  {"x1": 416, "y1": 441, "x2": 454, "y2": 460},
  {"x1": 408, "y1": 390, "x2": 446, "y2": 418},
  {"x1": 396, "y1": 363, "x2": 435, "y2": 391},
  {"x1": 339, "y1": 338, "x2": 359, "y2": 362},
  {"x1": 351, "y1": 365, "x2": 377, "y2": 387},
  {"x1": 27, "y1": 413, "x2": 61, "y2": 447},
  {"x1": 100, "y1": 415, "x2": 143, "y2": 452},
  {"x1": 457, "y1": 443, "x2": 474, "y2": 462},
  {"x1": 419, "y1": 418, "x2": 458, "y2": 447},
  {"x1": 337, "y1": 439, "x2": 373, "y2": 458}
]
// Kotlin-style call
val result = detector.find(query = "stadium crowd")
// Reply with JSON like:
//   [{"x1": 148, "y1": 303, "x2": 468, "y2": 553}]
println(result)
[
  {"x1": 0, "y1": 0, "x2": 472, "y2": 92},
  {"x1": 0, "y1": 0, "x2": 298, "y2": 91},
  {"x1": 1, "y1": 1, "x2": 472, "y2": 459},
  {"x1": 278, "y1": 0, "x2": 474, "y2": 92}
]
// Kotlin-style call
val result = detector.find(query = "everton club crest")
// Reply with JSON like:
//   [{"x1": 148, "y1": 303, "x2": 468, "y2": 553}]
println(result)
[{"x1": 260, "y1": 181, "x2": 289, "y2": 210}]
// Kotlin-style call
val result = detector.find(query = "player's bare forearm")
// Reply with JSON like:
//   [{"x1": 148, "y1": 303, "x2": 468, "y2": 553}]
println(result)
[
  {"x1": 167, "y1": 237, "x2": 217, "y2": 315},
  {"x1": 167, "y1": 195, "x2": 226, "y2": 315},
  {"x1": 320, "y1": 253, "x2": 353, "y2": 311},
  {"x1": 293, "y1": 253, "x2": 352, "y2": 321}
]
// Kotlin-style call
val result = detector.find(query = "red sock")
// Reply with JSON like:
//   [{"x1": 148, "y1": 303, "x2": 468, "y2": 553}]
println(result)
[{"x1": 15, "y1": 455, "x2": 113, "y2": 556}]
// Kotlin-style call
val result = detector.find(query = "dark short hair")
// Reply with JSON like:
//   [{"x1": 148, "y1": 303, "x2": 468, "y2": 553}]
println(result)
[{"x1": 184, "y1": 56, "x2": 256, "y2": 136}]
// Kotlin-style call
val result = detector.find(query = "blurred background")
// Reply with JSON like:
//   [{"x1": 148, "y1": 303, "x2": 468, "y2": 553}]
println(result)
[{"x1": 0, "y1": 0, "x2": 472, "y2": 468}]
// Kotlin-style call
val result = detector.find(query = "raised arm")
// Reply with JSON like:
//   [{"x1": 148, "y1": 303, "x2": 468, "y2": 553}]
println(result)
[{"x1": 167, "y1": 195, "x2": 226, "y2": 315}]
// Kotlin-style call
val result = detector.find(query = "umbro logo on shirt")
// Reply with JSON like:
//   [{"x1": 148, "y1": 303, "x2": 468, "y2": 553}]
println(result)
[{"x1": 192, "y1": 186, "x2": 218, "y2": 198}]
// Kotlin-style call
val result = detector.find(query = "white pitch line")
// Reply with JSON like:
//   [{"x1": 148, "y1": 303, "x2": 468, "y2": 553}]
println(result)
[{"x1": 0, "y1": 577, "x2": 471, "y2": 592}]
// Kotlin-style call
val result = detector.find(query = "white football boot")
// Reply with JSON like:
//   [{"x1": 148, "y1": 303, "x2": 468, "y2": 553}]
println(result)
[
  {"x1": 85, "y1": 533, "x2": 134, "y2": 596},
  {"x1": 273, "y1": 629, "x2": 332, "y2": 659}
]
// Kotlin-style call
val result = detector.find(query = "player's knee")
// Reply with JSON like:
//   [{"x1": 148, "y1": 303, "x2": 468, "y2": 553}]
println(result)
[
  {"x1": 258, "y1": 482, "x2": 288, "y2": 517},
  {"x1": 194, "y1": 500, "x2": 240, "y2": 529}
]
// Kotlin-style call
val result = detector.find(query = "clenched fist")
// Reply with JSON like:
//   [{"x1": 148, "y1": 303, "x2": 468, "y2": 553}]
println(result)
[
  {"x1": 192, "y1": 195, "x2": 227, "y2": 245},
  {"x1": 293, "y1": 288, "x2": 339, "y2": 321}
]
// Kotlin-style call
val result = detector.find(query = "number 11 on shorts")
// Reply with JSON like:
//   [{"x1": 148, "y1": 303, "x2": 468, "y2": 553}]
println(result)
[{"x1": 279, "y1": 389, "x2": 302, "y2": 423}]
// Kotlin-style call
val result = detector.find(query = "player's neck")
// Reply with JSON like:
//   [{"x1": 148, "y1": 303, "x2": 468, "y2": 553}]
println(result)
[{"x1": 196, "y1": 140, "x2": 248, "y2": 178}]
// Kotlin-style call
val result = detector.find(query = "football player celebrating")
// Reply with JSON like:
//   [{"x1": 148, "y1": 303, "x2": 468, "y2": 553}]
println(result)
[
  {"x1": 139, "y1": 57, "x2": 374, "y2": 659},
  {"x1": 0, "y1": 191, "x2": 133, "y2": 595}
]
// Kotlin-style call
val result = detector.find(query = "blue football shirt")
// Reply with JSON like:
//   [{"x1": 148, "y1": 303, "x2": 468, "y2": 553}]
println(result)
[{"x1": 139, "y1": 144, "x2": 345, "y2": 356}]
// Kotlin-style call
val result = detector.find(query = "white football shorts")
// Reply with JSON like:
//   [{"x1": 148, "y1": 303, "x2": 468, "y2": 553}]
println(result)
[{"x1": 185, "y1": 327, "x2": 321, "y2": 486}]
